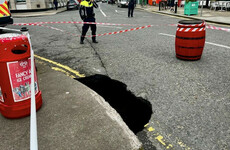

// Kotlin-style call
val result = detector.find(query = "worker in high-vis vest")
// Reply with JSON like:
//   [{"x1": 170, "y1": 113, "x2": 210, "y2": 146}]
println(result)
[
  {"x1": 0, "y1": 0, "x2": 13, "y2": 28},
  {"x1": 79, "y1": 0, "x2": 98, "y2": 44}
]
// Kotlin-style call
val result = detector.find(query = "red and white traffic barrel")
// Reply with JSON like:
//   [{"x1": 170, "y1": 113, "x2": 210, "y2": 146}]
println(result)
[
  {"x1": 175, "y1": 20, "x2": 206, "y2": 60},
  {"x1": 0, "y1": 32, "x2": 42, "y2": 119}
]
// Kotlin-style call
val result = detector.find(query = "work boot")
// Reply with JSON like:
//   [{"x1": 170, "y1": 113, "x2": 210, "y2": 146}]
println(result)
[
  {"x1": 92, "y1": 37, "x2": 98, "y2": 43},
  {"x1": 80, "y1": 37, "x2": 84, "y2": 44}
]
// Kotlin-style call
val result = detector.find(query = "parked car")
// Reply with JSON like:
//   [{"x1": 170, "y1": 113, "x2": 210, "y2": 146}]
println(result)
[
  {"x1": 101, "y1": 0, "x2": 107, "y2": 3},
  {"x1": 117, "y1": 0, "x2": 128, "y2": 7},
  {"x1": 0, "y1": 0, "x2": 13, "y2": 29},
  {"x1": 66, "y1": 0, "x2": 80, "y2": 10},
  {"x1": 108, "y1": 0, "x2": 115, "y2": 4}
]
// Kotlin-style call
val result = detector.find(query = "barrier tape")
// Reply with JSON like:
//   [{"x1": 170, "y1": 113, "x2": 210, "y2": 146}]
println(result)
[
  {"x1": 12, "y1": 22, "x2": 230, "y2": 34},
  {"x1": 13, "y1": 22, "x2": 177, "y2": 27},
  {"x1": 14, "y1": 23, "x2": 153, "y2": 38},
  {"x1": 206, "y1": 25, "x2": 230, "y2": 32},
  {"x1": 23, "y1": 31, "x2": 38, "y2": 150},
  {"x1": 177, "y1": 27, "x2": 206, "y2": 32}
]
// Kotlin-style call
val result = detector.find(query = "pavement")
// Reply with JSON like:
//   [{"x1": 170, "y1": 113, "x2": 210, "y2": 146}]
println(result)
[
  {"x1": 1, "y1": 4, "x2": 229, "y2": 150},
  {"x1": 0, "y1": 61, "x2": 142, "y2": 150},
  {"x1": 10, "y1": 5, "x2": 230, "y2": 25},
  {"x1": 135, "y1": 4, "x2": 230, "y2": 25}
]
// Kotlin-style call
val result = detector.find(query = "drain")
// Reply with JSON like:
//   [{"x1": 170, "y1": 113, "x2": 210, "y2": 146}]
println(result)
[{"x1": 76, "y1": 74, "x2": 153, "y2": 134}]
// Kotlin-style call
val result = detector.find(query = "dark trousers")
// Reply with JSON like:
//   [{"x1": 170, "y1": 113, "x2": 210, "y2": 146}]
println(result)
[
  {"x1": 54, "y1": 2, "x2": 58, "y2": 10},
  {"x1": 81, "y1": 18, "x2": 97, "y2": 41},
  {"x1": 128, "y1": 5, "x2": 134, "y2": 17}
]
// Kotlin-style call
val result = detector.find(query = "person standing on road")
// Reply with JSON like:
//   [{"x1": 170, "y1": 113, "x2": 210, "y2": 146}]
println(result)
[
  {"x1": 128, "y1": 0, "x2": 136, "y2": 17},
  {"x1": 170, "y1": 0, "x2": 175, "y2": 11},
  {"x1": 79, "y1": 0, "x2": 98, "y2": 44},
  {"x1": 53, "y1": 0, "x2": 58, "y2": 10}
]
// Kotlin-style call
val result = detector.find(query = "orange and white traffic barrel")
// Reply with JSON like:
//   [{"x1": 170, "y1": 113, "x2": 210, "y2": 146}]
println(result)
[
  {"x1": 0, "y1": 32, "x2": 42, "y2": 119},
  {"x1": 175, "y1": 20, "x2": 206, "y2": 60}
]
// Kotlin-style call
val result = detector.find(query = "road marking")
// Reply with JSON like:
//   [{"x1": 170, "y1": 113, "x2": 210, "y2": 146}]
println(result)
[
  {"x1": 34, "y1": 54, "x2": 85, "y2": 78},
  {"x1": 159, "y1": 33, "x2": 175, "y2": 37},
  {"x1": 205, "y1": 42, "x2": 230, "y2": 49},
  {"x1": 148, "y1": 127, "x2": 155, "y2": 132},
  {"x1": 144, "y1": 123, "x2": 174, "y2": 149},
  {"x1": 115, "y1": 10, "x2": 125, "y2": 13},
  {"x1": 97, "y1": 25, "x2": 122, "y2": 29},
  {"x1": 159, "y1": 33, "x2": 230, "y2": 49},
  {"x1": 99, "y1": 4, "x2": 107, "y2": 17},
  {"x1": 145, "y1": 123, "x2": 192, "y2": 150},
  {"x1": 51, "y1": 67, "x2": 76, "y2": 78}
]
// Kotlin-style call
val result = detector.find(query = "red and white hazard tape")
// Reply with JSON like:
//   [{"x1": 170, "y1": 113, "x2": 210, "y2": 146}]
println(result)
[
  {"x1": 206, "y1": 25, "x2": 230, "y2": 32},
  {"x1": 13, "y1": 22, "x2": 178, "y2": 27},
  {"x1": 13, "y1": 21, "x2": 230, "y2": 33},
  {"x1": 13, "y1": 22, "x2": 137, "y2": 26},
  {"x1": 45, "y1": 25, "x2": 152, "y2": 37},
  {"x1": 177, "y1": 27, "x2": 206, "y2": 32},
  {"x1": 13, "y1": 23, "x2": 153, "y2": 37}
]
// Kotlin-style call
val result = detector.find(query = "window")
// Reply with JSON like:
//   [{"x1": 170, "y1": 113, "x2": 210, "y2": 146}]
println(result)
[
  {"x1": 0, "y1": 0, "x2": 5, "y2": 4},
  {"x1": 16, "y1": 0, "x2": 26, "y2": 2}
]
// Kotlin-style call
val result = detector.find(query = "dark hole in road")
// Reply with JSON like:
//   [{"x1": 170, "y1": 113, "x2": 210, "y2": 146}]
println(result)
[{"x1": 76, "y1": 74, "x2": 153, "y2": 134}]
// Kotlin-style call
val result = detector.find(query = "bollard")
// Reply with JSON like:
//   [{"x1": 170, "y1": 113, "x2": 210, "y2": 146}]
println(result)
[
  {"x1": 175, "y1": 20, "x2": 206, "y2": 60},
  {"x1": 0, "y1": 28, "x2": 42, "y2": 118}
]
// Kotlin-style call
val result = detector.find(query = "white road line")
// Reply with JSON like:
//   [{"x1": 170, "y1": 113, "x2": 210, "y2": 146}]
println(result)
[
  {"x1": 99, "y1": 4, "x2": 107, "y2": 17},
  {"x1": 159, "y1": 33, "x2": 175, "y2": 37},
  {"x1": 205, "y1": 42, "x2": 230, "y2": 49},
  {"x1": 115, "y1": 10, "x2": 125, "y2": 13},
  {"x1": 97, "y1": 25, "x2": 122, "y2": 29},
  {"x1": 159, "y1": 33, "x2": 230, "y2": 49}
]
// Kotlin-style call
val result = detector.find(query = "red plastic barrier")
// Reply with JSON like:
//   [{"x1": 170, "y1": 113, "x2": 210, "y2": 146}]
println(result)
[
  {"x1": 148, "y1": 0, "x2": 153, "y2": 5},
  {"x1": 175, "y1": 20, "x2": 206, "y2": 60},
  {"x1": 0, "y1": 33, "x2": 42, "y2": 118}
]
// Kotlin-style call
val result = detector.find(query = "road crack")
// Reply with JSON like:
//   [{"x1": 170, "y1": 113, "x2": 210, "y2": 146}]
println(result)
[{"x1": 72, "y1": 18, "x2": 108, "y2": 76}]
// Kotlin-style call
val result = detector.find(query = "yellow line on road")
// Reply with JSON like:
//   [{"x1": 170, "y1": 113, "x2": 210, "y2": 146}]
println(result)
[
  {"x1": 34, "y1": 54, "x2": 85, "y2": 78},
  {"x1": 51, "y1": 67, "x2": 76, "y2": 78}
]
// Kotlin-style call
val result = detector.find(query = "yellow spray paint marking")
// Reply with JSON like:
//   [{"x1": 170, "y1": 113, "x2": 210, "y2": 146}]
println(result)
[
  {"x1": 35, "y1": 54, "x2": 85, "y2": 78},
  {"x1": 148, "y1": 127, "x2": 155, "y2": 132},
  {"x1": 51, "y1": 67, "x2": 76, "y2": 78},
  {"x1": 144, "y1": 124, "x2": 174, "y2": 149},
  {"x1": 144, "y1": 123, "x2": 149, "y2": 128},
  {"x1": 155, "y1": 135, "x2": 166, "y2": 146},
  {"x1": 178, "y1": 140, "x2": 191, "y2": 150},
  {"x1": 166, "y1": 144, "x2": 173, "y2": 149}
]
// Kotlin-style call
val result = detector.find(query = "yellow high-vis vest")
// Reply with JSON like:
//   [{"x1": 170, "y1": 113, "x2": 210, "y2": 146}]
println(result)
[
  {"x1": 80, "y1": 1, "x2": 93, "y2": 7},
  {"x1": 0, "y1": 0, "x2": 10, "y2": 17}
]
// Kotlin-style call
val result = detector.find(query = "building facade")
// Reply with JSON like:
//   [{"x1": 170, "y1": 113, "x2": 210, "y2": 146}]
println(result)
[{"x1": 9, "y1": 0, "x2": 67, "y2": 10}]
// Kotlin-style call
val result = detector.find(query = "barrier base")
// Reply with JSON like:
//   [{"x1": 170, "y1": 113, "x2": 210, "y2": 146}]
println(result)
[
  {"x1": 0, "y1": 91, "x2": 42, "y2": 119},
  {"x1": 176, "y1": 54, "x2": 201, "y2": 61}
]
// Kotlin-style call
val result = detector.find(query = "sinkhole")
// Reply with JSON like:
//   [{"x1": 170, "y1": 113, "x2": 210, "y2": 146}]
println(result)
[{"x1": 76, "y1": 74, "x2": 153, "y2": 134}]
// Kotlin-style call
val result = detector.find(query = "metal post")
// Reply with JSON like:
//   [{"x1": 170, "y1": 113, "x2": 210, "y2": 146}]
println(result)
[
  {"x1": 175, "y1": 2, "x2": 178, "y2": 13},
  {"x1": 200, "y1": 0, "x2": 203, "y2": 16},
  {"x1": 159, "y1": 1, "x2": 161, "y2": 11}
]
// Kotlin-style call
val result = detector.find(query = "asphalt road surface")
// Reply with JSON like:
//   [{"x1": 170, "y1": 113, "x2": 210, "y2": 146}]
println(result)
[{"x1": 8, "y1": 3, "x2": 230, "y2": 150}]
